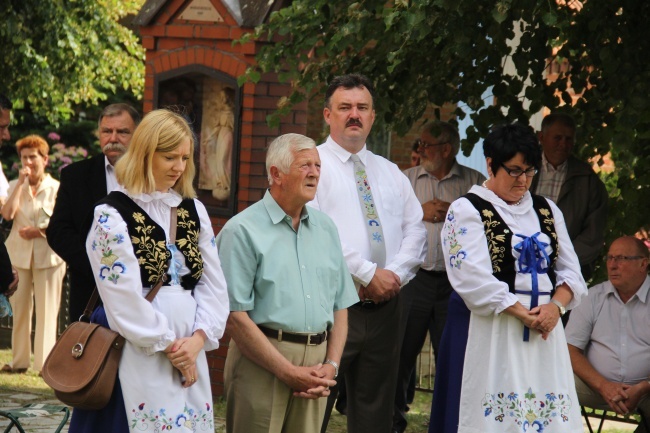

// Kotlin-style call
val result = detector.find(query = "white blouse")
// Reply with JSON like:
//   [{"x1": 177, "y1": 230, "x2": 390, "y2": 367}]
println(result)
[
  {"x1": 441, "y1": 185, "x2": 587, "y2": 316},
  {"x1": 85, "y1": 186, "x2": 230, "y2": 355}
]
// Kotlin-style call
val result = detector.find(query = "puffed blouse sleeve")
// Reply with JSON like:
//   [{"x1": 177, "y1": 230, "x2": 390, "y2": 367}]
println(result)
[
  {"x1": 441, "y1": 198, "x2": 519, "y2": 316},
  {"x1": 86, "y1": 204, "x2": 177, "y2": 354},
  {"x1": 547, "y1": 200, "x2": 588, "y2": 310},
  {"x1": 192, "y1": 199, "x2": 230, "y2": 352}
]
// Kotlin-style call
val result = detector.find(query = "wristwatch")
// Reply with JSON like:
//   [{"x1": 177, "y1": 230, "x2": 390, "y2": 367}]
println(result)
[
  {"x1": 551, "y1": 299, "x2": 566, "y2": 317},
  {"x1": 324, "y1": 359, "x2": 339, "y2": 379}
]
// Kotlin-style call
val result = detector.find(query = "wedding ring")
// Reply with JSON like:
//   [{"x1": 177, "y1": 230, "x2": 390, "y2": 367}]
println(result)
[
  {"x1": 191, "y1": 376, "x2": 195, "y2": 382},
  {"x1": 181, "y1": 361, "x2": 185, "y2": 368}
]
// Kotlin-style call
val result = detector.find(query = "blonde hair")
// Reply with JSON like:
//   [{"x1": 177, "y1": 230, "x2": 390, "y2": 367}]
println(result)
[{"x1": 115, "y1": 109, "x2": 196, "y2": 198}]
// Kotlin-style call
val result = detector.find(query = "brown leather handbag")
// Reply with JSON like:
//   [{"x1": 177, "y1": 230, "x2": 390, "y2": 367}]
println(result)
[{"x1": 42, "y1": 207, "x2": 177, "y2": 410}]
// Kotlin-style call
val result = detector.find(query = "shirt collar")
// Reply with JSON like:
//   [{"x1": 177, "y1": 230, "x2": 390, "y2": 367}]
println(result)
[
  {"x1": 262, "y1": 190, "x2": 314, "y2": 226},
  {"x1": 118, "y1": 185, "x2": 183, "y2": 207},
  {"x1": 415, "y1": 160, "x2": 461, "y2": 181},
  {"x1": 606, "y1": 275, "x2": 650, "y2": 304},
  {"x1": 632, "y1": 275, "x2": 650, "y2": 303},
  {"x1": 542, "y1": 153, "x2": 569, "y2": 173},
  {"x1": 325, "y1": 135, "x2": 369, "y2": 165},
  {"x1": 104, "y1": 155, "x2": 114, "y2": 172}
]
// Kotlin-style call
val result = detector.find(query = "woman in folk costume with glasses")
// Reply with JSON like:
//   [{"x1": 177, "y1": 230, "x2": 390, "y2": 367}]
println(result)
[
  {"x1": 429, "y1": 123, "x2": 588, "y2": 433},
  {"x1": 69, "y1": 109, "x2": 229, "y2": 433}
]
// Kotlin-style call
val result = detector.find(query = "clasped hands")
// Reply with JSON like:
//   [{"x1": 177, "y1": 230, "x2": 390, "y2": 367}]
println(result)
[
  {"x1": 600, "y1": 380, "x2": 648, "y2": 415},
  {"x1": 358, "y1": 268, "x2": 401, "y2": 304},
  {"x1": 519, "y1": 302, "x2": 561, "y2": 340},
  {"x1": 165, "y1": 331, "x2": 206, "y2": 388},
  {"x1": 284, "y1": 362, "x2": 338, "y2": 400}
]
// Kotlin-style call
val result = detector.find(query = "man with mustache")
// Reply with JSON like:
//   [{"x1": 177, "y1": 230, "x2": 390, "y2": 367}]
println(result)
[
  {"x1": 47, "y1": 103, "x2": 140, "y2": 322},
  {"x1": 312, "y1": 74, "x2": 427, "y2": 433}
]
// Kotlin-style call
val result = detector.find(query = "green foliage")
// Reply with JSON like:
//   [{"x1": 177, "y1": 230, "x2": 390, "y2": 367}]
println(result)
[
  {"x1": 243, "y1": 0, "x2": 650, "y2": 263},
  {"x1": 0, "y1": 0, "x2": 145, "y2": 124}
]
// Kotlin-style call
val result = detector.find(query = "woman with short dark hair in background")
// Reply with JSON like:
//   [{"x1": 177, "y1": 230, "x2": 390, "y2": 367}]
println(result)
[
  {"x1": 1, "y1": 135, "x2": 65, "y2": 374},
  {"x1": 429, "y1": 123, "x2": 588, "y2": 433}
]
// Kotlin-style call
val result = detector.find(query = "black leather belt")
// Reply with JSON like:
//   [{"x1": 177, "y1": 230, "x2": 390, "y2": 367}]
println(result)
[
  {"x1": 350, "y1": 300, "x2": 390, "y2": 310},
  {"x1": 259, "y1": 326, "x2": 327, "y2": 345},
  {"x1": 420, "y1": 269, "x2": 447, "y2": 277}
]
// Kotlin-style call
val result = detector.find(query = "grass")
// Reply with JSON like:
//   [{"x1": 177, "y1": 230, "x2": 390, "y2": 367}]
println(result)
[{"x1": 0, "y1": 349, "x2": 54, "y2": 396}]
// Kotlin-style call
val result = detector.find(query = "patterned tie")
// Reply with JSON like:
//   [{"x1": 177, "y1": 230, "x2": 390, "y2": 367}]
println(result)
[{"x1": 350, "y1": 153, "x2": 386, "y2": 268}]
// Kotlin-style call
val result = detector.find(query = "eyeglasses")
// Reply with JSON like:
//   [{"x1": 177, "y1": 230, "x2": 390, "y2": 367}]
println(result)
[
  {"x1": 604, "y1": 255, "x2": 646, "y2": 263},
  {"x1": 416, "y1": 139, "x2": 448, "y2": 149},
  {"x1": 500, "y1": 164, "x2": 538, "y2": 178}
]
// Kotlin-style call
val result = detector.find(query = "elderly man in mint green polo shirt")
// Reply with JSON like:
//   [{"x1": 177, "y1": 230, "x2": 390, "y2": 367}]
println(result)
[{"x1": 217, "y1": 133, "x2": 359, "y2": 433}]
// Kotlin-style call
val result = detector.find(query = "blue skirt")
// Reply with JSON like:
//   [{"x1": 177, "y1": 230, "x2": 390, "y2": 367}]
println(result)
[
  {"x1": 68, "y1": 306, "x2": 129, "y2": 433},
  {"x1": 428, "y1": 291, "x2": 470, "y2": 433}
]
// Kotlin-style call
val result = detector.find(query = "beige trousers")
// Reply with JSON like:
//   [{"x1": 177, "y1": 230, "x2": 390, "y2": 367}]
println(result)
[
  {"x1": 9, "y1": 264, "x2": 65, "y2": 372},
  {"x1": 225, "y1": 337, "x2": 328, "y2": 433}
]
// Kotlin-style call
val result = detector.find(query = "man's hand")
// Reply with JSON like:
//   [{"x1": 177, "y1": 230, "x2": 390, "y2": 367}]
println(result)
[
  {"x1": 279, "y1": 364, "x2": 336, "y2": 399},
  {"x1": 622, "y1": 381, "x2": 650, "y2": 413},
  {"x1": 292, "y1": 363, "x2": 338, "y2": 399},
  {"x1": 362, "y1": 268, "x2": 400, "y2": 303},
  {"x1": 18, "y1": 226, "x2": 41, "y2": 240},
  {"x1": 422, "y1": 199, "x2": 450, "y2": 224},
  {"x1": 597, "y1": 381, "x2": 631, "y2": 414}
]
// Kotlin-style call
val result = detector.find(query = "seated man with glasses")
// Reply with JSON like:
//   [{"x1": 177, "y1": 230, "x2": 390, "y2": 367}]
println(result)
[{"x1": 566, "y1": 236, "x2": 650, "y2": 432}]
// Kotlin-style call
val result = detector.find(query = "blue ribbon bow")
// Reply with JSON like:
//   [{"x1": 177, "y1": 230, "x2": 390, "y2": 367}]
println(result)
[{"x1": 514, "y1": 232, "x2": 551, "y2": 341}]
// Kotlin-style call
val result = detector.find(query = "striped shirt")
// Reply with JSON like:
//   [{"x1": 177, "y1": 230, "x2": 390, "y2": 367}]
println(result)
[
  {"x1": 535, "y1": 153, "x2": 568, "y2": 203},
  {"x1": 403, "y1": 162, "x2": 485, "y2": 271}
]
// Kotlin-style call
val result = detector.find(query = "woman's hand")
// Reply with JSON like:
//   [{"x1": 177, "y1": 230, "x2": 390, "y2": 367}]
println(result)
[
  {"x1": 18, "y1": 226, "x2": 42, "y2": 240},
  {"x1": 18, "y1": 167, "x2": 31, "y2": 185},
  {"x1": 529, "y1": 303, "x2": 561, "y2": 339},
  {"x1": 165, "y1": 330, "x2": 206, "y2": 370}
]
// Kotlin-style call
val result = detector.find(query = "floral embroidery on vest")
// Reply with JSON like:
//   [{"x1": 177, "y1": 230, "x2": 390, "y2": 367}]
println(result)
[
  {"x1": 482, "y1": 387, "x2": 573, "y2": 430},
  {"x1": 176, "y1": 206, "x2": 203, "y2": 281},
  {"x1": 539, "y1": 207, "x2": 559, "y2": 259},
  {"x1": 129, "y1": 401, "x2": 213, "y2": 431},
  {"x1": 481, "y1": 208, "x2": 508, "y2": 273},
  {"x1": 131, "y1": 211, "x2": 170, "y2": 284}
]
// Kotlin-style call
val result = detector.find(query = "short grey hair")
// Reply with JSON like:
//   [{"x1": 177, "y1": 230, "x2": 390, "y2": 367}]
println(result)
[
  {"x1": 266, "y1": 133, "x2": 316, "y2": 185},
  {"x1": 421, "y1": 120, "x2": 460, "y2": 156},
  {"x1": 98, "y1": 103, "x2": 141, "y2": 127}
]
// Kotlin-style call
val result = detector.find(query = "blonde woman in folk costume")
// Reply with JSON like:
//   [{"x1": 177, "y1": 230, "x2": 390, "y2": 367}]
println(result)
[{"x1": 69, "y1": 109, "x2": 229, "y2": 433}]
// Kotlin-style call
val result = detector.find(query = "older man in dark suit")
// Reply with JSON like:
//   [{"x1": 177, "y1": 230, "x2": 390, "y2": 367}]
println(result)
[{"x1": 47, "y1": 103, "x2": 140, "y2": 322}]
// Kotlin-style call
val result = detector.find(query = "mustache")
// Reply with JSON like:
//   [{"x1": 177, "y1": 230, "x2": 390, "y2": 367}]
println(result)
[
  {"x1": 103, "y1": 142, "x2": 127, "y2": 153},
  {"x1": 346, "y1": 118, "x2": 363, "y2": 128}
]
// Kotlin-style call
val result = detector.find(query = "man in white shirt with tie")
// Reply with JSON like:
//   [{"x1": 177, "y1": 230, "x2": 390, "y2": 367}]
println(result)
[{"x1": 311, "y1": 74, "x2": 427, "y2": 433}]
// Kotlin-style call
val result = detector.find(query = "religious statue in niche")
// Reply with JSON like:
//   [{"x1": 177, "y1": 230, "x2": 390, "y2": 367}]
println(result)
[{"x1": 198, "y1": 79, "x2": 234, "y2": 202}]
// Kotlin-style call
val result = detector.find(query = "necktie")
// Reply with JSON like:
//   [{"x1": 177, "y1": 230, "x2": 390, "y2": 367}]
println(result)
[{"x1": 350, "y1": 153, "x2": 386, "y2": 268}]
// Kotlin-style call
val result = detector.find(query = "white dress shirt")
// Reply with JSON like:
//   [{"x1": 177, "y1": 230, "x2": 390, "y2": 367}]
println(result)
[
  {"x1": 0, "y1": 166, "x2": 9, "y2": 199},
  {"x1": 104, "y1": 156, "x2": 119, "y2": 193},
  {"x1": 308, "y1": 136, "x2": 427, "y2": 287}
]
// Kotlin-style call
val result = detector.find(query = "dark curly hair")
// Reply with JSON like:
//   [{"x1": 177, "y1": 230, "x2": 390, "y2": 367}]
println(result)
[{"x1": 483, "y1": 123, "x2": 541, "y2": 176}]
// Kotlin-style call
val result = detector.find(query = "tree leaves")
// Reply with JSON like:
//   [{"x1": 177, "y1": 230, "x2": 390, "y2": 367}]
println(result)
[{"x1": 0, "y1": 0, "x2": 145, "y2": 124}]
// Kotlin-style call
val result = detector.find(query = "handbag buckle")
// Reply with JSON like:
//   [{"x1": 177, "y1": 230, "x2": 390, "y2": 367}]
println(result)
[{"x1": 72, "y1": 343, "x2": 84, "y2": 359}]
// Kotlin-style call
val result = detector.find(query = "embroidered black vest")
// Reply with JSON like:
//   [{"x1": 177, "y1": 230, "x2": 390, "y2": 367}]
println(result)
[
  {"x1": 463, "y1": 193, "x2": 558, "y2": 294},
  {"x1": 98, "y1": 191, "x2": 203, "y2": 290}
]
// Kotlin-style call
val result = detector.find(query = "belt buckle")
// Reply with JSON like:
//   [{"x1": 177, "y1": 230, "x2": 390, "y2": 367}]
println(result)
[
  {"x1": 306, "y1": 334, "x2": 317, "y2": 346},
  {"x1": 362, "y1": 299, "x2": 375, "y2": 307}
]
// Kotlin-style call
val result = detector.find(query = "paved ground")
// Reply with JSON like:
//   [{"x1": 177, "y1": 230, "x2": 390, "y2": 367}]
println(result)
[{"x1": 0, "y1": 390, "x2": 227, "y2": 432}]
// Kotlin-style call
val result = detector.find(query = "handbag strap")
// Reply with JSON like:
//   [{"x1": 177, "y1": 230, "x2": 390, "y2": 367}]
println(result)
[{"x1": 80, "y1": 206, "x2": 178, "y2": 321}]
